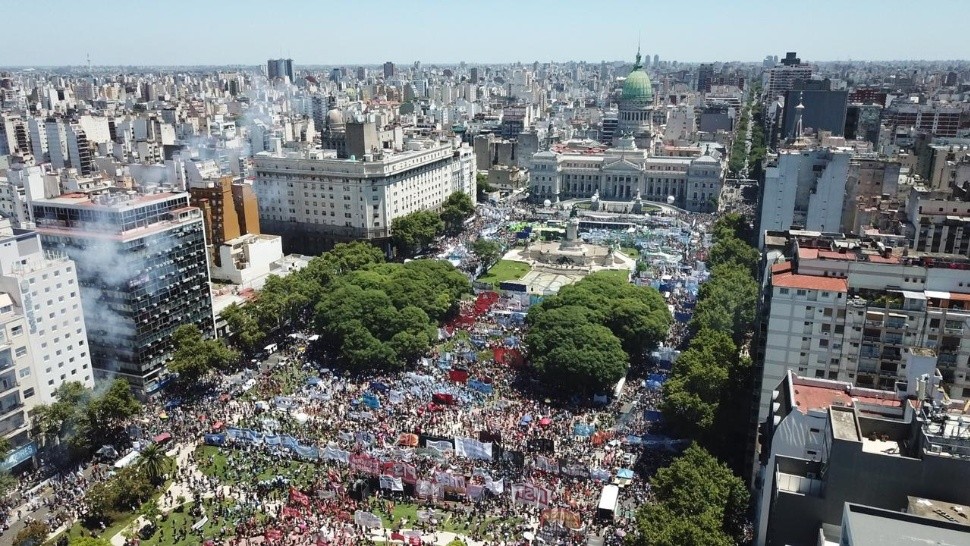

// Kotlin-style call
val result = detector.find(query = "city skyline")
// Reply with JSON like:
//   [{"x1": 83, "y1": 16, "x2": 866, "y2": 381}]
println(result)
[{"x1": 4, "y1": 0, "x2": 969, "y2": 67}]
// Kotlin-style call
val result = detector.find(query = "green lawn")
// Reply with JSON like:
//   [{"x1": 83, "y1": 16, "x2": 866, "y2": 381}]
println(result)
[
  {"x1": 477, "y1": 260, "x2": 531, "y2": 288},
  {"x1": 598, "y1": 269, "x2": 632, "y2": 283},
  {"x1": 620, "y1": 246, "x2": 640, "y2": 259}
]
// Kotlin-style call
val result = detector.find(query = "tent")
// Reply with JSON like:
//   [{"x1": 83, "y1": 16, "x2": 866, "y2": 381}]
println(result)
[
  {"x1": 153, "y1": 432, "x2": 172, "y2": 444},
  {"x1": 519, "y1": 414, "x2": 533, "y2": 426},
  {"x1": 539, "y1": 417, "x2": 552, "y2": 427}
]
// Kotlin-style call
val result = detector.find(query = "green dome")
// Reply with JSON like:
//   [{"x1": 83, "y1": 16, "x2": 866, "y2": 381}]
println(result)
[{"x1": 621, "y1": 51, "x2": 653, "y2": 102}]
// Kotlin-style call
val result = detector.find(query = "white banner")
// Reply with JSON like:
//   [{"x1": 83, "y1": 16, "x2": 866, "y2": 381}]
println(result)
[
  {"x1": 353, "y1": 510, "x2": 383, "y2": 529},
  {"x1": 454, "y1": 437, "x2": 493, "y2": 461},
  {"x1": 379, "y1": 475, "x2": 404, "y2": 491}
]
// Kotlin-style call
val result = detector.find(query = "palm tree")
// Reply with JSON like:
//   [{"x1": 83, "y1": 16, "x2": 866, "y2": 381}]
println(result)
[{"x1": 138, "y1": 443, "x2": 169, "y2": 485}]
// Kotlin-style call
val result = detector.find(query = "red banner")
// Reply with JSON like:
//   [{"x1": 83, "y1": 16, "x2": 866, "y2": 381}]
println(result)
[{"x1": 350, "y1": 453, "x2": 380, "y2": 475}]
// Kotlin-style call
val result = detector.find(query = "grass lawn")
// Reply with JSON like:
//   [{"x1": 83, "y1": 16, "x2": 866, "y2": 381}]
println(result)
[
  {"x1": 196, "y1": 446, "x2": 318, "y2": 488},
  {"x1": 620, "y1": 246, "x2": 640, "y2": 259},
  {"x1": 477, "y1": 260, "x2": 531, "y2": 288},
  {"x1": 598, "y1": 269, "x2": 632, "y2": 283}
]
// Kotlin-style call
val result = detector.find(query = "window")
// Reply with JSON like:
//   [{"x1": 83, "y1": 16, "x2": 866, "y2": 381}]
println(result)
[
  {"x1": 23, "y1": 388, "x2": 34, "y2": 398},
  {"x1": 796, "y1": 290, "x2": 807, "y2": 296},
  {"x1": 14, "y1": 347, "x2": 26, "y2": 357},
  {"x1": 18, "y1": 368, "x2": 29, "y2": 378},
  {"x1": 11, "y1": 325, "x2": 22, "y2": 337}
]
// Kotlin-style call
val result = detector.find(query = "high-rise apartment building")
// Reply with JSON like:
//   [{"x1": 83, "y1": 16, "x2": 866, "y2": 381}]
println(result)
[
  {"x1": 266, "y1": 59, "x2": 294, "y2": 83},
  {"x1": 0, "y1": 296, "x2": 38, "y2": 471},
  {"x1": 763, "y1": 52, "x2": 814, "y2": 103},
  {"x1": 383, "y1": 61, "x2": 395, "y2": 79},
  {"x1": 0, "y1": 220, "x2": 94, "y2": 402},
  {"x1": 758, "y1": 149, "x2": 852, "y2": 247},
  {"x1": 697, "y1": 64, "x2": 714, "y2": 92},
  {"x1": 756, "y1": 232, "x2": 970, "y2": 426},
  {"x1": 31, "y1": 192, "x2": 215, "y2": 395},
  {"x1": 253, "y1": 139, "x2": 476, "y2": 254},
  {"x1": 188, "y1": 176, "x2": 260, "y2": 266},
  {"x1": 66, "y1": 123, "x2": 93, "y2": 175}
]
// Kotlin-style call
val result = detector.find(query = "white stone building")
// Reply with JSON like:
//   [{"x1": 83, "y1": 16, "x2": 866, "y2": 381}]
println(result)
[
  {"x1": 529, "y1": 138, "x2": 722, "y2": 212},
  {"x1": 253, "y1": 139, "x2": 476, "y2": 253},
  {"x1": 0, "y1": 219, "x2": 94, "y2": 403}
]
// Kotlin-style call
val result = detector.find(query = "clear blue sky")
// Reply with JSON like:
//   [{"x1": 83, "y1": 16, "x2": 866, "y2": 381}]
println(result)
[{"x1": 4, "y1": 0, "x2": 967, "y2": 66}]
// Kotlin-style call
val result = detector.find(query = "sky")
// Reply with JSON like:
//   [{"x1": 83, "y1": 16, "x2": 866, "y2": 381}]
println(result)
[{"x1": 3, "y1": 0, "x2": 968, "y2": 66}]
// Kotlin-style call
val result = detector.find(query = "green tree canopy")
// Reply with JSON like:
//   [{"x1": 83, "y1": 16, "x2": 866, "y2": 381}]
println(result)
[
  {"x1": 166, "y1": 325, "x2": 239, "y2": 383},
  {"x1": 439, "y1": 191, "x2": 475, "y2": 234},
  {"x1": 314, "y1": 259, "x2": 469, "y2": 371},
  {"x1": 220, "y1": 302, "x2": 265, "y2": 352},
  {"x1": 526, "y1": 320, "x2": 628, "y2": 394},
  {"x1": 471, "y1": 238, "x2": 503, "y2": 268},
  {"x1": 391, "y1": 210, "x2": 444, "y2": 257},
  {"x1": 630, "y1": 444, "x2": 748, "y2": 546},
  {"x1": 528, "y1": 272, "x2": 671, "y2": 366}
]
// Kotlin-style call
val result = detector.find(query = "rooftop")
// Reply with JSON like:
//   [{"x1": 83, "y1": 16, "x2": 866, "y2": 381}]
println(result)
[
  {"x1": 771, "y1": 262, "x2": 849, "y2": 292},
  {"x1": 843, "y1": 503, "x2": 970, "y2": 545},
  {"x1": 906, "y1": 497, "x2": 970, "y2": 526},
  {"x1": 791, "y1": 376, "x2": 903, "y2": 415},
  {"x1": 33, "y1": 191, "x2": 182, "y2": 211}
]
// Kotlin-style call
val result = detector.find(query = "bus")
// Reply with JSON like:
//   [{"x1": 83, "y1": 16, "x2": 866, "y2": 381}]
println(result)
[{"x1": 596, "y1": 484, "x2": 620, "y2": 521}]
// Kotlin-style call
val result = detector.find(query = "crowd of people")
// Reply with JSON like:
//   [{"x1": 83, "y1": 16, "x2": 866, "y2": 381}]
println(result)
[{"x1": 0, "y1": 197, "x2": 719, "y2": 546}]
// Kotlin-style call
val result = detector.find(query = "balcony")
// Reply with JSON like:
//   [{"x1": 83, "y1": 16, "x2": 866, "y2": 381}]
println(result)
[{"x1": 938, "y1": 353, "x2": 958, "y2": 366}]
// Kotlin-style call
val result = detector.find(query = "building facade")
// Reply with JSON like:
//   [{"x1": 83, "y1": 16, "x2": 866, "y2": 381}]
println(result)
[
  {"x1": 253, "y1": 140, "x2": 476, "y2": 254},
  {"x1": 529, "y1": 139, "x2": 723, "y2": 212},
  {"x1": 31, "y1": 192, "x2": 215, "y2": 395},
  {"x1": 758, "y1": 148, "x2": 852, "y2": 247},
  {"x1": 0, "y1": 221, "x2": 93, "y2": 403},
  {"x1": 755, "y1": 363, "x2": 970, "y2": 546},
  {"x1": 757, "y1": 233, "x2": 970, "y2": 426},
  {"x1": 188, "y1": 176, "x2": 261, "y2": 266}
]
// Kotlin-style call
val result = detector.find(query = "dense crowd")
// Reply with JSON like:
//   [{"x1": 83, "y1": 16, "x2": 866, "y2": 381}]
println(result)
[{"x1": 0, "y1": 198, "x2": 716, "y2": 546}]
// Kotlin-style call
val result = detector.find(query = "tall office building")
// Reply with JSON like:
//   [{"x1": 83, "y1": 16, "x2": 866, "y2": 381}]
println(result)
[
  {"x1": 31, "y1": 192, "x2": 215, "y2": 395},
  {"x1": 383, "y1": 61, "x2": 395, "y2": 79},
  {"x1": 697, "y1": 64, "x2": 714, "y2": 92},
  {"x1": 764, "y1": 51, "x2": 814, "y2": 103},
  {"x1": 778, "y1": 80, "x2": 848, "y2": 144},
  {"x1": 266, "y1": 59, "x2": 294, "y2": 83},
  {"x1": 188, "y1": 176, "x2": 261, "y2": 266}
]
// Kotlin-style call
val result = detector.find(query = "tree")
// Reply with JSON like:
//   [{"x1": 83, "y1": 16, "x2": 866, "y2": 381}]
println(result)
[
  {"x1": 86, "y1": 379, "x2": 140, "y2": 433},
  {"x1": 476, "y1": 173, "x2": 494, "y2": 201},
  {"x1": 12, "y1": 520, "x2": 48, "y2": 546},
  {"x1": 391, "y1": 210, "x2": 444, "y2": 257},
  {"x1": 630, "y1": 445, "x2": 748, "y2": 546},
  {"x1": 471, "y1": 238, "x2": 502, "y2": 268},
  {"x1": 526, "y1": 317, "x2": 628, "y2": 394},
  {"x1": 439, "y1": 191, "x2": 475, "y2": 234},
  {"x1": 167, "y1": 325, "x2": 239, "y2": 384},
  {"x1": 138, "y1": 443, "x2": 170, "y2": 485},
  {"x1": 528, "y1": 272, "x2": 671, "y2": 365},
  {"x1": 220, "y1": 302, "x2": 264, "y2": 352}
]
